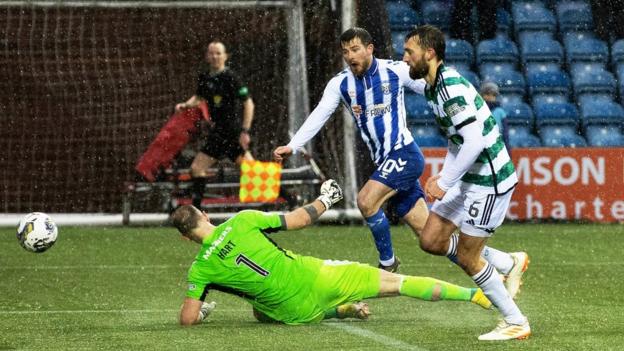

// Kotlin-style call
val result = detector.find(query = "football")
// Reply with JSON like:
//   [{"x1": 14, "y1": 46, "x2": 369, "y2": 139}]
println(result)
[{"x1": 16, "y1": 212, "x2": 58, "y2": 253}]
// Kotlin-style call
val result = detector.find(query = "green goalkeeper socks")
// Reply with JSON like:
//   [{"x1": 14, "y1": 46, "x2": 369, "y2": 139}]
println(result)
[{"x1": 399, "y1": 276, "x2": 473, "y2": 302}]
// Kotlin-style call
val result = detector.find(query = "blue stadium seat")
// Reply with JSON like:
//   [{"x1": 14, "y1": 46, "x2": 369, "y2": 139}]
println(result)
[
  {"x1": 508, "y1": 126, "x2": 542, "y2": 147},
  {"x1": 585, "y1": 125, "x2": 624, "y2": 146},
  {"x1": 517, "y1": 30, "x2": 554, "y2": 49},
  {"x1": 391, "y1": 31, "x2": 408, "y2": 59},
  {"x1": 411, "y1": 125, "x2": 447, "y2": 147},
  {"x1": 562, "y1": 31, "x2": 597, "y2": 49},
  {"x1": 513, "y1": 3, "x2": 557, "y2": 34},
  {"x1": 612, "y1": 39, "x2": 624, "y2": 65},
  {"x1": 534, "y1": 102, "x2": 579, "y2": 127},
  {"x1": 404, "y1": 93, "x2": 434, "y2": 124},
  {"x1": 502, "y1": 102, "x2": 534, "y2": 127},
  {"x1": 527, "y1": 70, "x2": 570, "y2": 102},
  {"x1": 520, "y1": 37, "x2": 564, "y2": 67},
  {"x1": 556, "y1": 1, "x2": 593, "y2": 32},
  {"x1": 421, "y1": 1, "x2": 450, "y2": 32},
  {"x1": 386, "y1": 2, "x2": 420, "y2": 31},
  {"x1": 456, "y1": 69, "x2": 480, "y2": 89},
  {"x1": 479, "y1": 63, "x2": 516, "y2": 77},
  {"x1": 476, "y1": 37, "x2": 519, "y2": 66},
  {"x1": 565, "y1": 37, "x2": 609, "y2": 66},
  {"x1": 572, "y1": 68, "x2": 616, "y2": 97},
  {"x1": 445, "y1": 39, "x2": 474, "y2": 68},
  {"x1": 580, "y1": 100, "x2": 624, "y2": 127},
  {"x1": 481, "y1": 69, "x2": 526, "y2": 97},
  {"x1": 525, "y1": 63, "x2": 565, "y2": 76},
  {"x1": 539, "y1": 125, "x2": 587, "y2": 147},
  {"x1": 496, "y1": 8, "x2": 512, "y2": 36},
  {"x1": 531, "y1": 94, "x2": 569, "y2": 105}
]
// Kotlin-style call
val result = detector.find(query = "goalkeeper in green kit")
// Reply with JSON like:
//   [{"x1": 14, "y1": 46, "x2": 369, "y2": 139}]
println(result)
[{"x1": 173, "y1": 180, "x2": 492, "y2": 326}]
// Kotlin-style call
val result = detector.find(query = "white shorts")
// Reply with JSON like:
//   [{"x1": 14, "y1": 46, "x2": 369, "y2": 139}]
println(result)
[{"x1": 431, "y1": 183, "x2": 514, "y2": 237}]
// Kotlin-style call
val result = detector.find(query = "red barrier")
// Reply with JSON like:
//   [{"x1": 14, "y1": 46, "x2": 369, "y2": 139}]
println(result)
[{"x1": 421, "y1": 147, "x2": 624, "y2": 223}]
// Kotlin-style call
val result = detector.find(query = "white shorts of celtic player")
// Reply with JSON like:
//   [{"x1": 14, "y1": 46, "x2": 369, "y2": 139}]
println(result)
[{"x1": 431, "y1": 182, "x2": 514, "y2": 237}]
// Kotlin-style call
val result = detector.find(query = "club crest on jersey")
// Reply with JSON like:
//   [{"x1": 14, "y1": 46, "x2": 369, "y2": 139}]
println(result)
[
  {"x1": 352, "y1": 104, "x2": 362, "y2": 118},
  {"x1": 381, "y1": 83, "x2": 391, "y2": 94}
]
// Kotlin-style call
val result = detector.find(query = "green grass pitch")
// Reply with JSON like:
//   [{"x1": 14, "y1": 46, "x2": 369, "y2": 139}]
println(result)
[{"x1": 1, "y1": 223, "x2": 623, "y2": 350}]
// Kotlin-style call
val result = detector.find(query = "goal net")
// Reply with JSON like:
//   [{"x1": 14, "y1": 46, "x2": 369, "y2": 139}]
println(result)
[{"x1": 0, "y1": 1, "x2": 347, "y2": 214}]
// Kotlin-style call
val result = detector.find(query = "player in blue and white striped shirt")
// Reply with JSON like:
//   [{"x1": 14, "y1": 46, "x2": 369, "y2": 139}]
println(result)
[
  {"x1": 274, "y1": 28, "x2": 521, "y2": 279},
  {"x1": 274, "y1": 28, "x2": 427, "y2": 272}
]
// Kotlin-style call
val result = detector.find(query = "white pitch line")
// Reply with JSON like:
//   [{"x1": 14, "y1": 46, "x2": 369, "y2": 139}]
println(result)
[
  {"x1": 0, "y1": 265, "x2": 185, "y2": 270},
  {"x1": 328, "y1": 323, "x2": 428, "y2": 351},
  {"x1": 2, "y1": 261, "x2": 622, "y2": 271},
  {"x1": 0, "y1": 308, "x2": 247, "y2": 315}
]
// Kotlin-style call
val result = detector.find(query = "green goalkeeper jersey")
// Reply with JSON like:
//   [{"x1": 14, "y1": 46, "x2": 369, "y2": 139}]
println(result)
[{"x1": 185, "y1": 210, "x2": 324, "y2": 322}]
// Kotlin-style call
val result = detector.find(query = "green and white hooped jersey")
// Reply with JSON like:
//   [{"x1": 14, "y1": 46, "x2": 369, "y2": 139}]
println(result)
[{"x1": 425, "y1": 65, "x2": 517, "y2": 194}]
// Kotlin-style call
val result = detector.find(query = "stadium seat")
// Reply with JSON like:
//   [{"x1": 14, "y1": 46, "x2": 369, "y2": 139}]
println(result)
[
  {"x1": 572, "y1": 68, "x2": 616, "y2": 97},
  {"x1": 476, "y1": 37, "x2": 519, "y2": 66},
  {"x1": 527, "y1": 70, "x2": 570, "y2": 102},
  {"x1": 410, "y1": 125, "x2": 447, "y2": 147},
  {"x1": 556, "y1": 1, "x2": 593, "y2": 32},
  {"x1": 580, "y1": 100, "x2": 624, "y2": 127},
  {"x1": 585, "y1": 125, "x2": 624, "y2": 146},
  {"x1": 531, "y1": 93, "x2": 569, "y2": 105},
  {"x1": 391, "y1": 31, "x2": 408, "y2": 59},
  {"x1": 524, "y1": 63, "x2": 564, "y2": 76},
  {"x1": 508, "y1": 125, "x2": 542, "y2": 147},
  {"x1": 565, "y1": 37, "x2": 609, "y2": 66},
  {"x1": 455, "y1": 68, "x2": 480, "y2": 89},
  {"x1": 481, "y1": 69, "x2": 526, "y2": 97},
  {"x1": 517, "y1": 30, "x2": 554, "y2": 49},
  {"x1": 612, "y1": 39, "x2": 624, "y2": 66},
  {"x1": 502, "y1": 102, "x2": 534, "y2": 127},
  {"x1": 533, "y1": 102, "x2": 579, "y2": 127},
  {"x1": 562, "y1": 31, "x2": 597, "y2": 49},
  {"x1": 513, "y1": 3, "x2": 557, "y2": 35},
  {"x1": 496, "y1": 8, "x2": 512, "y2": 36},
  {"x1": 404, "y1": 93, "x2": 435, "y2": 125},
  {"x1": 386, "y1": 2, "x2": 420, "y2": 31},
  {"x1": 445, "y1": 39, "x2": 474, "y2": 69},
  {"x1": 421, "y1": 1, "x2": 450, "y2": 32},
  {"x1": 539, "y1": 125, "x2": 587, "y2": 147},
  {"x1": 520, "y1": 37, "x2": 564, "y2": 67}
]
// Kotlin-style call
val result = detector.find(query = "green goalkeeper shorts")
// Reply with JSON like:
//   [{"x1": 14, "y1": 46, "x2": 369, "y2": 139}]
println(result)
[{"x1": 279, "y1": 260, "x2": 380, "y2": 325}]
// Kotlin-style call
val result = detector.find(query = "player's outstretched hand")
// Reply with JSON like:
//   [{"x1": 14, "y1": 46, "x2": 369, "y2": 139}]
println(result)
[
  {"x1": 317, "y1": 179, "x2": 343, "y2": 210},
  {"x1": 198, "y1": 301, "x2": 217, "y2": 322},
  {"x1": 273, "y1": 146, "x2": 293, "y2": 162},
  {"x1": 175, "y1": 103, "x2": 188, "y2": 113}
]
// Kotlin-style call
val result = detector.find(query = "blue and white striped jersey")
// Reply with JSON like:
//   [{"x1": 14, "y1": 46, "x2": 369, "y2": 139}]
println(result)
[{"x1": 287, "y1": 58, "x2": 425, "y2": 166}]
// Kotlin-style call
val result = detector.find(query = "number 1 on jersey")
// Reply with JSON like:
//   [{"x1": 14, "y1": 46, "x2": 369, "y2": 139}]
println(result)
[{"x1": 236, "y1": 254, "x2": 270, "y2": 277}]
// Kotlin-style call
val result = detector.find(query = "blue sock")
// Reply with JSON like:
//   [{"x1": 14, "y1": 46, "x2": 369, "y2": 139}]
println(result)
[{"x1": 366, "y1": 209, "x2": 393, "y2": 261}]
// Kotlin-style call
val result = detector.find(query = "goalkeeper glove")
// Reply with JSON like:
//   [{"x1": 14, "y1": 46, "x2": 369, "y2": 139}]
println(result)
[
  {"x1": 317, "y1": 179, "x2": 343, "y2": 210},
  {"x1": 198, "y1": 301, "x2": 217, "y2": 322}
]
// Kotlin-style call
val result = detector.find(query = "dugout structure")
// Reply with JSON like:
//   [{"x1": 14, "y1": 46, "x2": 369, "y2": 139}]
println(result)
[{"x1": 1, "y1": 0, "x2": 353, "y2": 216}]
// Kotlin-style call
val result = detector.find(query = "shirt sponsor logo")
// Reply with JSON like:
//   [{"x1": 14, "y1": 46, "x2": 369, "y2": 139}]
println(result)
[
  {"x1": 444, "y1": 102, "x2": 465, "y2": 117},
  {"x1": 366, "y1": 103, "x2": 391, "y2": 118},
  {"x1": 352, "y1": 104, "x2": 362, "y2": 118},
  {"x1": 202, "y1": 226, "x2": 233, "y2": 260}
]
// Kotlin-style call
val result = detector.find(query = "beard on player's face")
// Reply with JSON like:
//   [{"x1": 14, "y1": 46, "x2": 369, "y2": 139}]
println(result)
[{"x1": 409, "y1": 54, "x2": 429, "y2": 80}]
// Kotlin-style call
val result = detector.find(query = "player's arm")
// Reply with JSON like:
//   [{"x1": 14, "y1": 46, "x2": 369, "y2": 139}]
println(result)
[
  {"x1": 179, "y1": 298, "x2": 217, "y2": 326},
  {"x1": 282, "y1": 180, "x2": 343, "y2": 230},
  {"x1": 175, "y1": 95, "x2": 203, "y2": 112},
  {"x1": 273, "y1": 78, "x2": 342, "y2": 161}
]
